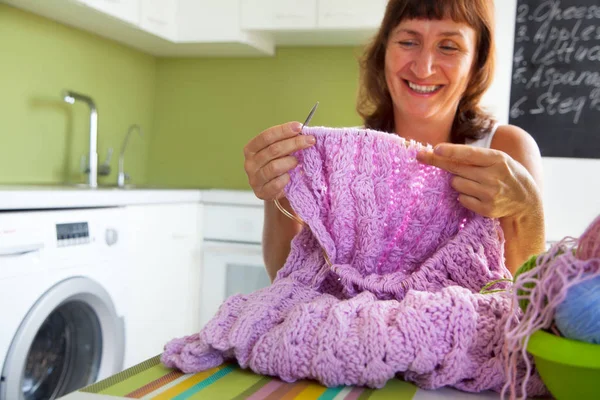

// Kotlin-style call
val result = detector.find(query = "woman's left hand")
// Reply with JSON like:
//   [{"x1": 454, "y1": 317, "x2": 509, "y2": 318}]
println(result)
[{"x1": 416, "y1": 143, "x2": 539, "y2": 219}]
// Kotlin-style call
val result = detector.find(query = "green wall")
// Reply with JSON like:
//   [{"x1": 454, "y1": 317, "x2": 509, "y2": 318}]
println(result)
[
  {"x1": 0, "y1": 4, "x2": 156, "y2": 186},
  {"x1": 1, "y1": 4, "x2": 364, "y2": 189},
  {"x1": 149, "y1": 47, "x2": 363, "y2": 189}
]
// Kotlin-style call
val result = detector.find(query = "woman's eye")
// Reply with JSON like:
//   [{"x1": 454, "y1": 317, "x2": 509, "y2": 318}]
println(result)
[
  {"x1": 397, "y1": 41, "x2": 417, "y2": 47},
  {"x1": 440, "y1": 42, "x2": 459, "y2": 52}
]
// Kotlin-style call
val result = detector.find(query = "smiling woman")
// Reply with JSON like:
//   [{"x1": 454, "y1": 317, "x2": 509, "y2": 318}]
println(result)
[
  {"x1": 358, "y1": 0, "x2": 496, "y2": 144},
  {"x1": 244, "y1": 0, "x2": 546, "y2": 277}
]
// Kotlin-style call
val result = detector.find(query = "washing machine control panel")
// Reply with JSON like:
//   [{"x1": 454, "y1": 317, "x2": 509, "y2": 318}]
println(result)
[{"x1": 56, "y1": 222, "x2": 90, "y2": 247}]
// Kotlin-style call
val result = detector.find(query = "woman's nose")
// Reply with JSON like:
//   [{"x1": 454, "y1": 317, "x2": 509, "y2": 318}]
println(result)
[{"x1": 410, "y1": 50, "x2": 435, "y2": 79}]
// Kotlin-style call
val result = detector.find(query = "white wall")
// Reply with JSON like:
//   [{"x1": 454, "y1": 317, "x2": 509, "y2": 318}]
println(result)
[{"x1": 483, "y1": 0, "x2": 600, "y2": 242}]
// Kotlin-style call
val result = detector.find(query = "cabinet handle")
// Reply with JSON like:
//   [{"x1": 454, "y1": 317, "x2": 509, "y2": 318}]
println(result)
[
  {"x1": 172, "y1": 233, "x2": 194, "y2": 240},
  {"x1": 324, "y1": 11, "x2": 355, "y2": 18},
  {"x1": 275, "y1": 13, "x2": 306, "y2": 19},
  {"x1": 147, "y1": 17, "x2": 167, "y2": 26}
]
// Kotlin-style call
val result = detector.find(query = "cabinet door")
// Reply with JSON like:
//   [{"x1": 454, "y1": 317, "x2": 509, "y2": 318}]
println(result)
[
  {"x1": 241, "y1": 0, "x2": 317, "y2": 30},
  {"x1": 80, "y1": 0, "x2": 140, "y2": 25},
  {"x1": 139, "y1": 0, "x2": 177, "y2": 41},
  {"x1": 177, "y1": 0, "x2": 241, "y2": 42},
  {"x1": 200, "y1": 241, "x2": 269, "y2": 327},
  {"x1": 317, "y1": 0, "x2": 387, "y2": 29},
  {"x1": 124, "y1": 203, "x2": 202, "y2": 367}
]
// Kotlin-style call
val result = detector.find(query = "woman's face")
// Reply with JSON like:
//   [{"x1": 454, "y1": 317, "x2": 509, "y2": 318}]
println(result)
[{"x1": 385, "y1": 18, "x2": 477, "y2": 124}]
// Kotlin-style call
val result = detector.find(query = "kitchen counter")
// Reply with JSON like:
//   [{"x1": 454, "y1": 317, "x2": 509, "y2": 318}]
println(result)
[
  {"x1": 0, "y1": 185, "x2": 202, "y2": 210},
  {"x1": 201, "y1": 188, "x2": 263, "y2": 207}
]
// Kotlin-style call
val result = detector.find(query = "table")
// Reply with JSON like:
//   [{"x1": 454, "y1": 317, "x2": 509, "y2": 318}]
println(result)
[{"x1": 60, "y1": 355, "x2": 505, "y2": 399}]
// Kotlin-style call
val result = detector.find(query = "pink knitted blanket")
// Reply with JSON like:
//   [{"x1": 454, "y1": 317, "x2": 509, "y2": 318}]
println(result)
[{"x1": 162, "y1": 127, "x2": 546, "y2": 394}]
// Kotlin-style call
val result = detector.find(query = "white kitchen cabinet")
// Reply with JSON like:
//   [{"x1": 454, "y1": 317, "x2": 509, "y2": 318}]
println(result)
[
  {"x1": 317, "y1": 0, "x2": 387, "y2": 29},
  {"x1": 175, "y1": 0, "x2": 275, "y2": 56},
  {"x1": 139, "y1": 0, "x2": 177, "y2": 41},
  {"x1": 200, "y1": 197, "x2": 270, "y2": 328},
  {"x1": 177, "y1": 0, "x2": 239, "y2": 42},
  {"x1": 79, "y1": 0, "x2": 140, "y2": 26},
  {"x1": 124, "y1": 202, "x2": 203, "y2": 367},
  {"x1": 241, "y1": 0, "x2": 318, "y2": 30},
  {"x1": 5, "y1": 0, "x2": 388, "y2": 55},
  {"x1": 5, "y1": 0, "x2": 273, "y2": 56}
]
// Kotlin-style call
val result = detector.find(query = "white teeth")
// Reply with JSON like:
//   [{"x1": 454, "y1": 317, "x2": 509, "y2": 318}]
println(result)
[{"x1": 408, "y1": 81, "x2": 440, "y2": 93}]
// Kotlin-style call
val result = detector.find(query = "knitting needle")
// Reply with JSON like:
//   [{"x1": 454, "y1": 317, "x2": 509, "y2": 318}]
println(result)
[
  {"x1": 273, "y1": 101, "x2": 319, "y2": 226},
  {"x1": 301, "y1": 101, "x2": 319, "y2": 133}
]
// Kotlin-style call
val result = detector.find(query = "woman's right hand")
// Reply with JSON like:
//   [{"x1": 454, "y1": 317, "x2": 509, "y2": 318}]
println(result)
[{"x1": 244, "y1": 122, "x2": 316, "y2": 200}]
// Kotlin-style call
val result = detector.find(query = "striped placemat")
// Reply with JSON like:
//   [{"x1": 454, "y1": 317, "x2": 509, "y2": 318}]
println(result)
[{"x1": 78, "y1": 355, "x2": 419, "y2": 399}]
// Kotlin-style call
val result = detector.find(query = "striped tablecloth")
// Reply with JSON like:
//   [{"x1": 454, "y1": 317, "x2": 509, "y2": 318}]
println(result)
[{"x1": 61, "y1": 355, "x2": 502, "y2": 400}]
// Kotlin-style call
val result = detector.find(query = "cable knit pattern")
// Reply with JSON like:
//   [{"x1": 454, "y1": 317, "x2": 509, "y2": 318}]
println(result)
[{"x1": 162, "y1": 127, "x2": 546, "y2": 395}]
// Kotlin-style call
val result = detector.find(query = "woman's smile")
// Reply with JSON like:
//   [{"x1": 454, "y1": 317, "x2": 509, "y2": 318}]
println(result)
[{"x1": 404, "y1": 80, "x2": 444, "y2": 96}]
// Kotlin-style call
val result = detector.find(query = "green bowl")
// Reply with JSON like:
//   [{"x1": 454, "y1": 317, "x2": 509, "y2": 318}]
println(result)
[{"x1": 527, "y1": 330, "x2": 600, "y2": 400}]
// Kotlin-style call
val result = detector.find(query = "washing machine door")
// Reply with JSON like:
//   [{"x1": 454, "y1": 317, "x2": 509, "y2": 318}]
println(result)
[{"x1": 0, "y1": 277, "x2": 125, "y2": 400}]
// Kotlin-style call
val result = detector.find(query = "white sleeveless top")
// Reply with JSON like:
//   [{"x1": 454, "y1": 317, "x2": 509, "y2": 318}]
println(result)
[
  {"x1": 466, "y1": 123, "x2": 499, "y2": 149},
  {"x1": 349, "y1": 123, "x2": 500, "y2": 149}
]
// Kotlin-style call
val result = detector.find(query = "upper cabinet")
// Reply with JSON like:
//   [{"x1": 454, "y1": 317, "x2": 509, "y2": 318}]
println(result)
[
  {"x1": 139, "y1": 0, "x2": 177, "y2": 41},
  {"x1": 80, "y1": 0, "x2": 140, "y2": 25},
  {"x1": 241, "y1": 0, "x2": 317, "y2": 30},
  {"x1": 318, "y1": 0, "x2": 387, "y2": 29},
  {"x1": 174, "y1": 0, "x2": 275, "y2": 56},
  {"x1": 4, "y1": 0, "x2": 386, "y2": 56}
]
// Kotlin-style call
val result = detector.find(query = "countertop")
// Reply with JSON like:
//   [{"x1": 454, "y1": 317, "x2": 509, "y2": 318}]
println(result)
[
  {"x1": 0, "y1": 186, "x2": 266, "y2": 211},
  {"x1": 0, "y1": 185, "x2": 202, "y2": 210},
  {"x1": 201, "y1": 188, "x2": 263, "y2": 207}
]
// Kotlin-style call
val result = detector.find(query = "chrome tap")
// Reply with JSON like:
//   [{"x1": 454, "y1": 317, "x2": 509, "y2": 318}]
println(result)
[
  {"x1": 118, "y1": 124, "x2": 143, "y2": 188},
  {"x1": 62, "y1": 90, "x2": 98, "y2": 188}
]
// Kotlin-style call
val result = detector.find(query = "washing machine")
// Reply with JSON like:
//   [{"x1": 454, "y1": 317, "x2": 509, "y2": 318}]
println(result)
[{"x1": 0, "y1": 207, "x2": 129, "y2": 400}]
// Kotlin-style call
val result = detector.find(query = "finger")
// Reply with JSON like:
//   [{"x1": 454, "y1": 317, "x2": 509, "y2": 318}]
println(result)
[
  {"x1": 258, "y1": 173, "x2": 291, "y2": 200},
  {"x1": 245, "y1": 122, "x2": 303, "y2": 156},
  {"x1": 451, "y1": 176, "x2": 483, "y2": 200},
  {"x1": 257, "y1": 156, "x2": 298, "y2": 187},
  {"x1": 431, "y1": 144, "x2": 503, "y2": 167},
  {"x1": 418, "y1": 149, "x2": 482, "y2": 181},
  {"x1": 457, "y1": 193, "x2": 489, "y2": 216},
  {"x1": 254, "y1": 135, "x2": 315, "y2": 170}
]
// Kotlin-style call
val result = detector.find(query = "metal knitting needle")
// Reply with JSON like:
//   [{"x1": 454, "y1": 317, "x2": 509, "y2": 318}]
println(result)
[
  {"x1": 272, "y1": 101, "x2": 319, "y2": 225},
  {"x1": 301, "y1": 101, "x2": 319, "y2": 133}
]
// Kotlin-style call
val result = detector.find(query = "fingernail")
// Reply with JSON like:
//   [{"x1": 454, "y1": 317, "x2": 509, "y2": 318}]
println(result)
[
  {"x1": 306, "y1": 136, "x2": 316, "y2": 145},
  {"x1": 291, "y1": 122, "x2": 302, "y2": 133},
  {"x1": 434, "y1": 145, "x2": 446, "y2": 156}
]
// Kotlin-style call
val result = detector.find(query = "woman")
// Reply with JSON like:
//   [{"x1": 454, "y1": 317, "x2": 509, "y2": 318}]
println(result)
[{"x1": 243, "y1": 0, "x2": 545, "y2": 279}]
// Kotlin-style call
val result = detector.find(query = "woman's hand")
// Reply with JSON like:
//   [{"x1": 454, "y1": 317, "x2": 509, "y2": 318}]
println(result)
[
  {"x1": 244, "y1": 122, "x2": 316, "y2": 200},
  {"x1": 416, "y1": 144, "x2": 539, "y2": 219},
  {"x1": 245, "y1": 122, "x2": 315, "y2": 279},
  {"x1": 417, "y1": 137, "x2": 545, "y2": 274}
]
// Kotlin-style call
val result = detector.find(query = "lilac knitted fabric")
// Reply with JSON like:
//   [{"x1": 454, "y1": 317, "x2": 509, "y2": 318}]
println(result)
[{"x1": 162, "y1": 127, "x2": 546, "y2": 394}]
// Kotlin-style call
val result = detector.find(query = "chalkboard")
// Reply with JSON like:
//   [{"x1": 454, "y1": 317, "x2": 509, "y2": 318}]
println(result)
[{"x1": 508, "y1": 0, "x2": 600, "y2": 158}]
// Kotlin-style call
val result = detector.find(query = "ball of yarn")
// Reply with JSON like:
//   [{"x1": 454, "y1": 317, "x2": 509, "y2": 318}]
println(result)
[{"x1": 554, "y1": 275, "x2": 600, "y2": 344}]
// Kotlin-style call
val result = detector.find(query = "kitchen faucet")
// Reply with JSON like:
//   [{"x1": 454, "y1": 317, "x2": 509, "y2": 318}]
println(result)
[
  {"x1": 118, "y1": 124, "x2": 143, "y2": 188},
  {"x1": 62, "y1": 90, "x2": 98, "y2": 188}
]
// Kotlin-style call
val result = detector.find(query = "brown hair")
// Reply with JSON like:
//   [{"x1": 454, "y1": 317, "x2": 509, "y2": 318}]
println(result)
[{"x1": 357, "y1": 0, "x2": 496, "y2": 143}]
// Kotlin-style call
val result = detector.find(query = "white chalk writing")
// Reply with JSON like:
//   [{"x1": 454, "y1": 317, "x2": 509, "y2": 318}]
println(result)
[{"x1": 510, "y1": 0, "x2": 600, "y2": 125}]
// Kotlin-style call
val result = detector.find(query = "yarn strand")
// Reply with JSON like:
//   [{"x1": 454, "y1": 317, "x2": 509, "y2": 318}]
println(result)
[{"x1": 502, "y1": 216, "x2": 600, "y2": 400}]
